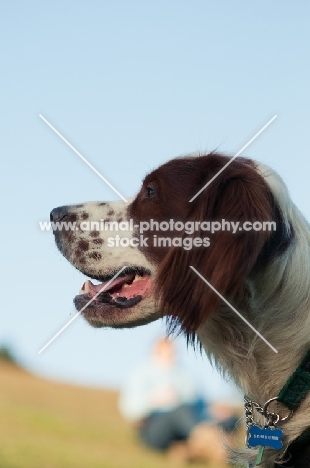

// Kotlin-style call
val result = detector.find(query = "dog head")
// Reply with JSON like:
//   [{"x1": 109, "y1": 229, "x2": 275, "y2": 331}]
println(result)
[{"x1": 51, "y1": 153, "x2": 292, "y2": 335}]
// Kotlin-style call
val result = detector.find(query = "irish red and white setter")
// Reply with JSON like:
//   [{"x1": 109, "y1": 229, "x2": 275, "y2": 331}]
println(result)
[{"x1": 51, "y1": 153, "x2": 310, "y2": 467}]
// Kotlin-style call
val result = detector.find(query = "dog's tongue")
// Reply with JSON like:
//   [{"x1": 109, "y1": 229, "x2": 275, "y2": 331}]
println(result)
[
  {"x1": 79, "y1": 273, "x2": 135, "y2": 297},
  {"x1": 79, "y1": 273, "x2": 152, "y2": 300}
]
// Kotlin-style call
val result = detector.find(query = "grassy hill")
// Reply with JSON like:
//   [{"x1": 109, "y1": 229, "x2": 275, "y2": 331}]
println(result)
[{"x1": 0, "y1": 362, "x2": 220, "y2": 468}]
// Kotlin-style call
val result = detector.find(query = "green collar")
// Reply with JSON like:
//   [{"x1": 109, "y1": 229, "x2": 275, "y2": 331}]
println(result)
[{"x1": 277, "y1": 349, "x2": 310, "y2": 411}]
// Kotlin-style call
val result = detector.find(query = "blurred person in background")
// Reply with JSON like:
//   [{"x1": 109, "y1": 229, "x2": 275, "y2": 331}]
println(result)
[{"x1": 119, "y1": 336, "x2": 239, "y2": 464}]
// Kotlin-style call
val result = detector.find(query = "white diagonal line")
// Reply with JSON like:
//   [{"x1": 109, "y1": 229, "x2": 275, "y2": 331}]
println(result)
[
  {"x1": 189, "y1": 115, "x2": 277, "y2": 202},
  {"x1": 189, "y1": 266, "x2": 278, "y2": 354},
  {"x1": 39, "y1": 114, "x2": 128, "y2": 203},
  {"x1": 38, "y1": 266, "x2": 127, "y2": 354}
]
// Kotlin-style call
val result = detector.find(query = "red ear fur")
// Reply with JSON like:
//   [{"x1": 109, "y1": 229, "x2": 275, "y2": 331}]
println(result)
[{"x1": 155, "y1": 157, "x2": 275, "y2": 337}]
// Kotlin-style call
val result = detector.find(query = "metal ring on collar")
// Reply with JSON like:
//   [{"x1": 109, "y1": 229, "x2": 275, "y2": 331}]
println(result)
[{"x1": 262, "y1": 397, "x2": 294, "y2": 422}]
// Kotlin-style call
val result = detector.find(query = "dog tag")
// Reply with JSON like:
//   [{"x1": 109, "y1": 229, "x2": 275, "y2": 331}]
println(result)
[{"x1": 247, "y1": 425, "x2": 283, "y2": 450}]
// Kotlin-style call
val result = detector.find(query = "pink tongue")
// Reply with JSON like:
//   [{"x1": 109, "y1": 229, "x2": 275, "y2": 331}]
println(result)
[
  {"x1": 80, "y1": 274, "x2": 152, "y2": 299},
  {"x1": 81, "y1": 274, "x2": 136, "y2": 295}
]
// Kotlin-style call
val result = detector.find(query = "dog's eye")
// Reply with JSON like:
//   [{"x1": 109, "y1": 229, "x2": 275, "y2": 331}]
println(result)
[{"x1": 146, "y1": 186, "x2": 156, "y2": 199}]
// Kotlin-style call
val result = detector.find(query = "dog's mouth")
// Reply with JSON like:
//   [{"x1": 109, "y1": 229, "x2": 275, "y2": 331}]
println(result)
[
  {"x1": 73, "y1": 267, "x2": 154, "y2": 327},
  {"x1": 79, "y1": 267, "x2": 152, "y2": 308}
]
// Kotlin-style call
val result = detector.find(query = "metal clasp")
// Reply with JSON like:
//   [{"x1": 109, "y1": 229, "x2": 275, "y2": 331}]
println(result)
[{"x1": 262, "y1": 397, "x2": 293, "y2": 424}]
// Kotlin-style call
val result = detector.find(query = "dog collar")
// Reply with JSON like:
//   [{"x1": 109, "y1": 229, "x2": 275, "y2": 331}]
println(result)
[
  {"x1": 246, "y1": 348, "x2": 310, "y2": 419},
  {"x1": 277, "y1": 349, "x2": 310, "y2": 410},
  {"x1": 245, "y1": 349, "x2": 310, "y2": 466}
]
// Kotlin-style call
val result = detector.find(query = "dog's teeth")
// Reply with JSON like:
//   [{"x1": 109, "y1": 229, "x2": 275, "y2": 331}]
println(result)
[
  {"x1": 85, "y1": 280, "x2": 92, "y2": 293},
  {"x1": 80, "y1": 280, "x2": 92, "y2": 295}
]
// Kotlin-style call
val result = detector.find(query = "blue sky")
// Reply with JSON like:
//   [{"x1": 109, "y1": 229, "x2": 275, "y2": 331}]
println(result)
[{"x1": 1, "y1": 1, "x2": 310, "y2": 402}]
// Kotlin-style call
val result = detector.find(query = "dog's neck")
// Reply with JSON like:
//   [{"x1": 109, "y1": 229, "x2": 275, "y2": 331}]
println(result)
[
  {"x1": 198, "y1": 320, "x2": 310, "y2": 467},
  {"x1": 197, "y1": 214, "x2": 310, "y2": 467}
]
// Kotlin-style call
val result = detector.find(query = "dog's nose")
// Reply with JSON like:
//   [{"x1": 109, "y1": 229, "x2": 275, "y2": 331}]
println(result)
[{"x1": 50, "y1": 206, "x2": 70, "y2": 222}]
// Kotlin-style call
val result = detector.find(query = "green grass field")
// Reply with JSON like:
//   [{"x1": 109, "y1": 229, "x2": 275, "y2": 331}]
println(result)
[{"x1": 0, "y1": 362, "x2": 223, "y2": 468}]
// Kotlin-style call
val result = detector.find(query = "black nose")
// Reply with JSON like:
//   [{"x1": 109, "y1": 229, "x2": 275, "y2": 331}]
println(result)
[{"x1": 50, "y1": 206, "x2": 70, "y2": 222}]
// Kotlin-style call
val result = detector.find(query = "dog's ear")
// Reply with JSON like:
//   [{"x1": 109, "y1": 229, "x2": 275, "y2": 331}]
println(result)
[{"x1": 156, "y1": 158, "x2": 276, "y2": 338}]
